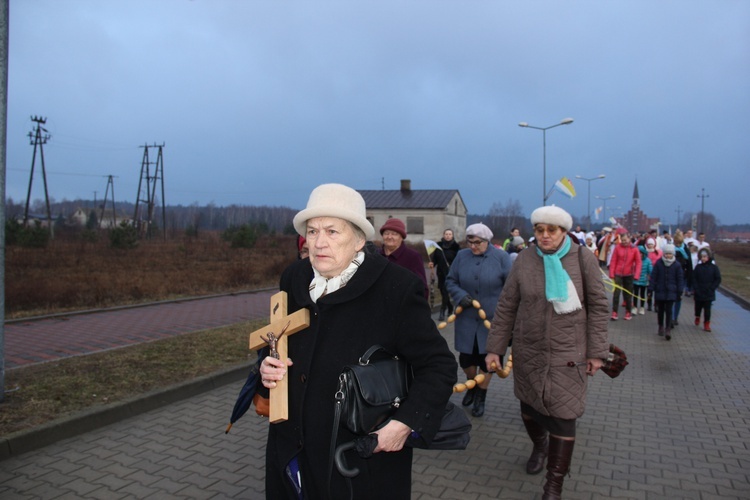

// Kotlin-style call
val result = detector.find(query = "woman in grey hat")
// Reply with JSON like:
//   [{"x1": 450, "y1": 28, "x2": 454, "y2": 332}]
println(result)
[
  {"x1": 259, "y1": 183, "x2": 457, "y2": 499},
  {"x1": 446, "y1": 222, "x2": 512, "y2": 418}
]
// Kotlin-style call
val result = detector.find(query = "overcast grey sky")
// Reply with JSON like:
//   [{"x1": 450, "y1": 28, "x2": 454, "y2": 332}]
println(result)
[{"x1": 6, "y1": 0, "x2": 750, "y2": 226}]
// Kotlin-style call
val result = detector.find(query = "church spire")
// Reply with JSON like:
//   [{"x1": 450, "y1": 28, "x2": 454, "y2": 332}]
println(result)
[{"x1": 632, "y1": 179, "x2": 640, "y2": 208}]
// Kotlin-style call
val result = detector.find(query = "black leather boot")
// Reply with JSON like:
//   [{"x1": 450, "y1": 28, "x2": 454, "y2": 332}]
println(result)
[
  {"x1": 471, "y1": 388, "x2": 487, "y2": 417},
  {"x1": 461, "y1": 386, "x2": 476, "y2": 407},
  {"x1": 522, "y1": 417, "x2": 548, "y2": 475},
  {"x1": 542, "y1": 436, "x2": 575, "y2": 500},
  {"x1": 438, "y1": 307, "x2": 446, "y2": 321}
]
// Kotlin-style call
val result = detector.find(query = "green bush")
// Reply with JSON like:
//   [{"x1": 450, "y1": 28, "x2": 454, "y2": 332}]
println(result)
[
  {"x1": 5, "y1": 219, "x2": 51, "y2": 248},
  {"x1": 222, "y1": 224, "x2": 258, "y2": 248},
  {"x1": 109, "y1": 221, "x2": 139, "y2": 249}
]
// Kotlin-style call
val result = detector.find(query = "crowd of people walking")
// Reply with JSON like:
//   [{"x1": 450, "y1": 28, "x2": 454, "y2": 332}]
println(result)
[{"x1": 270, "y1": 187, "x2": 722, "y2": 499}]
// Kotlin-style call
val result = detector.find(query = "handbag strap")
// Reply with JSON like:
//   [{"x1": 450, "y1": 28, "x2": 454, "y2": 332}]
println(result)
[
  {"x1": 328, "y1": 374, "x2": 354, "y2": 500},
  {"x1": 359, "y1": 344, "x2": 395, "y2": 364},
  {"x1": 578, "y1": 245, "x2": 588, "y2": 316}
]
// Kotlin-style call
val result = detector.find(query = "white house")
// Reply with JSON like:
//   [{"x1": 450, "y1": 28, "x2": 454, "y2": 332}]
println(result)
[{"x1": 359, "y1": 179, "x2": 468, "y2": 243}]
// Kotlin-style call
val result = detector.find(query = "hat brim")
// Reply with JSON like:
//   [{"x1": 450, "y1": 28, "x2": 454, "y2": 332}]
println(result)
[{"x1": 293, "y1": 207, "x2": 375, "y2": 241}]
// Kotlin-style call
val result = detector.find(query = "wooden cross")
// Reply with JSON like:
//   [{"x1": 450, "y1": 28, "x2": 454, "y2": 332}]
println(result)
[{"x1": 249, "y1": 291, "x2": 310, "y2": 423}]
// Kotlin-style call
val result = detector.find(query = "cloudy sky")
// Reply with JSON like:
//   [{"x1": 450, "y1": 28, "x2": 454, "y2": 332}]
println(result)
[{"x1": 6, "y1": 0, "x2": 749, "y2": 226}]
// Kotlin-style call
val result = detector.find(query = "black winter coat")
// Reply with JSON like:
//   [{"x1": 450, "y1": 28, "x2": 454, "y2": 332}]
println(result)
[
  {"x1": 265, "y1": 252, "x2": 457, "y2": 499},
  {"x1": 649, "y1": 258, "x2": 685, "y2": 302},
  {"x1": 692, "y1": 261, "x2": 721, "y2": 302}
]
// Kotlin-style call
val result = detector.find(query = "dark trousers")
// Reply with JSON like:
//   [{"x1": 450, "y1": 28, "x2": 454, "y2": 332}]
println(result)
[
  {"x1": 695, "y1": 300, "x2": 712, "y2": 322},
  {"x1": 612, "y1": 275, "x2": 634, "y2": 312},
  {"x1": 656, "y1": 300, "x2": 675, "y2": 328},
  {"x1": 438, "y1": 275, "x2": 452, "y2": 314},
  {"x1": 633, "y1": 284, "x2": 648, "y2": 307}
]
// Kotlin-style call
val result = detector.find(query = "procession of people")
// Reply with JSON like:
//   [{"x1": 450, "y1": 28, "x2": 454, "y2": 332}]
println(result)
[{"x1": 254, "y1": 182, "x2": 722, "y2": 499}]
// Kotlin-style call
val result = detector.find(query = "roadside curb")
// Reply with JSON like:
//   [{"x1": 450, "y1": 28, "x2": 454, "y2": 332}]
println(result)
[
  {"x1": 0, "y1": 362, "x2": 252, "y2": 462},
  {"x1": 719, "y1": 284, "x2": 750, "y2": 310}
]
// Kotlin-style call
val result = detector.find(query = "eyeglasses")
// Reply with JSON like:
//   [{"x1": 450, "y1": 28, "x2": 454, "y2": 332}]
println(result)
[
  {"x1": 467, "y1": 239, "x2": 485, "y2": 247},
  {"x1": 533, "y1": 225, "x2": 561, "y2": 236}
]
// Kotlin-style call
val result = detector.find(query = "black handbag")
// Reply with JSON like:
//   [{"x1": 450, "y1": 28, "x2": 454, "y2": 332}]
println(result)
[{"x1": 334, "y1": 345, "x2": 413, "y2": 435}]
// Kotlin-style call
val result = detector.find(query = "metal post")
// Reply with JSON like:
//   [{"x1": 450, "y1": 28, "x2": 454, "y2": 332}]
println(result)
[
  {"x1": 697, "y1": 188, "x2": 709, "y2": 234},
  {"x1": 1, "y1": 0, "x2": 9, "y2": 402},
  {"x1": 519, "y1": 118, "x2": 574, "y2": 206}
]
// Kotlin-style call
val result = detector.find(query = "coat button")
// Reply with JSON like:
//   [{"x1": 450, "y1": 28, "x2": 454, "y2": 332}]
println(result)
[{"x1": 300, "y1": 374, "x2": 307, "y2": 384}]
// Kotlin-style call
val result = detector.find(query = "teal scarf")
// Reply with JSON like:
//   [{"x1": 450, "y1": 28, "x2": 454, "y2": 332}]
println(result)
[{"x1": 536, "y1": 235, "x2": 572, "y2": 302}]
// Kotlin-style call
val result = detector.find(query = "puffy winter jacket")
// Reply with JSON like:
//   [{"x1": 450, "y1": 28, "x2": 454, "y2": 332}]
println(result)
[
  {"x1": 486, "y1": 240, "x2": 609, "y2": 419},
  {"x1": 609, "y1": 243, "x2": 642, "y2": 279},
  {"x1": 649, "y1": 258, "x2": 684, "y2": 301}
]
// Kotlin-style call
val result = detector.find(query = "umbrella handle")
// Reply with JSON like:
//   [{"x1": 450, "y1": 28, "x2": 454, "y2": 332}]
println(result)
[{"x1": 334, "y1": 442, "x2": 360, "y2": 478}]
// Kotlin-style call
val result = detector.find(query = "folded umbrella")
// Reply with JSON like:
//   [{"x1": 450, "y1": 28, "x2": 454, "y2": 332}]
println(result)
[
  {"x1": 601, "y1": 344, "x2": 629, "y2": 378},
  {"x1": 334, "y1": 402, "x2": 471, "y2": 477},
  {"x1": 225, "y1": 356, "x2": 262, "y2": 433}
]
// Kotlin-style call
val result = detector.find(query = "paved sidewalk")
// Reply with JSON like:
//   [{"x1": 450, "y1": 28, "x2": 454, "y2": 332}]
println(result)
[
  {"x1": 3, "y1": 290, "x2": 276, "y2": 369},
  {"x1": 1, "y1": 292, "x2": 749, "y2": 498}
]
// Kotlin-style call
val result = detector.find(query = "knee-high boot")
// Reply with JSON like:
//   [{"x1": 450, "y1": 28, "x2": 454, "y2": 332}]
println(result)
[
  {"x1": 542, "y1": 436, "x2": 575, "y2": 500},
  {"x1": 471, "y1": 388, "x2": 487, "y2": 417},
  {"x1": 522, "y1": 417, "x2": 548, "y2": 475}
]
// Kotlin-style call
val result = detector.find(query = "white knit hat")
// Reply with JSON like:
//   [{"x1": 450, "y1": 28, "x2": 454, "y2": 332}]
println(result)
[
  {"x1": 293, "y1": 184, "x2": 376, "y2": 240},
  {"x1": 530, "y1": 205, "x2": 573, "y2": 232},
  {"x1": 466, "y1": 223, "x2": 493, "y2": 241}
]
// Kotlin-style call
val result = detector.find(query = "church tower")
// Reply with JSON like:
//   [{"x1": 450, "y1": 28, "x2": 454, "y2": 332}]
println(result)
[{"x1": 617, "y1": 178, "x2": 659, "y2": 233}]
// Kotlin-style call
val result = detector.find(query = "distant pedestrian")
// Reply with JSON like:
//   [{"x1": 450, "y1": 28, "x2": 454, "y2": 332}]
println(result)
[
  {"x1": 502, "y1": 227, "x2": 522, "y2": 251},
  {"x1": 379, "y1": 218, "x2": 429, "y2": 299},
  {"x1": 672, "y1": 230, "x2": 692, "y2": 326},
  {"x1": 508, "y1": 235, "x2": 526, "y2": 263},
  {"x1": 634, "y1": 245, "x2": 653, "y2": 315},
  {"x1": 693, "y1": 248, "x2": 721, "y2": 332},
  {"x1": 608, "y1": 228, "x2": 641, "y2": 321},
  {"x1": 649, "y1": 244, "x2": 684, "y2": 341},
  {"x1": 428, "y1": 228, "x2": 461, "y2": 320}
]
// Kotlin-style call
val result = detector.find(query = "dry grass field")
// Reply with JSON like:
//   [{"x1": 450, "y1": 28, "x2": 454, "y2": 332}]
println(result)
[{"x1": 5, "y1": 232, "x2": 298, "y2": 318}]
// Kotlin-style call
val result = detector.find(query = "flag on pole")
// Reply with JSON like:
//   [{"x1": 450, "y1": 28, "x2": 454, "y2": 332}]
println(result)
[
  {"x1": 594, "y1": 206, "x2": 603, "y2": 221},
  {"x1": 553, "y1": 177, "x2": 577, "y2": 199},
  {"x1": 424, "y1": 239, "x2": 441, "y2": 256}
]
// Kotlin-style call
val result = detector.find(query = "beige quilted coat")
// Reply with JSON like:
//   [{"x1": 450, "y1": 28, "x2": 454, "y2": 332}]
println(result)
[{"x1": 487, "y1": 241, "x2": 610, "y2": 419}]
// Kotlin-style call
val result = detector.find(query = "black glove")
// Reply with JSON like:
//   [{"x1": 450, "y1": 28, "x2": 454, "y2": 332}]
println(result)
[{"x1": 459, "y1": 295, "x2": 474, "y2": 309}]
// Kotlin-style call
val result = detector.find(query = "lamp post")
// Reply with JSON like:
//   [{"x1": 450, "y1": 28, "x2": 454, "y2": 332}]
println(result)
[
  {"x1": 596, "y1": 195, "x2": 615, "y2": 225},
  {"x1": 697, "y1": 188, "x2": 709, "y2": 233},
  {"x1": 575, "y1": 174, "x2": 605, "y2": 227},
  {"x1": 519, "y1": 118, "x2": 574, "y2": 206}
]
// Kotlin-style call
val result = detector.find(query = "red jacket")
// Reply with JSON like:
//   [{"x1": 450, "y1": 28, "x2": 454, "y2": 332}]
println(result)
[{"x1": 609, "y1": 243, "x2": 642, "y2": 279}]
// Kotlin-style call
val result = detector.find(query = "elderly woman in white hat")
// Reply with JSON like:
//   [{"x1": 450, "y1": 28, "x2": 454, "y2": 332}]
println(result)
[
  {"x1": 485, "y1": 205, "x2": 610, "y2": 499},
  {"x1": 445, "y1": 222, "x2": 512, "y2": 418},
  {"x1": 259, "y1": 183, "x2": 456, "y2": 499}
]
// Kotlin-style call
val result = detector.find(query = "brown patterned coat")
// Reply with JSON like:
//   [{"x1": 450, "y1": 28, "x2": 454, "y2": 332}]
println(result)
[{"x1": 486, "y1": 241, "x2": 609, "y2": 419}]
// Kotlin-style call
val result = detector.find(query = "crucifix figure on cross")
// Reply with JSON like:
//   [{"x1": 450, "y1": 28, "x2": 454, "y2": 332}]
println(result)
[{"x1": 249, "y1": 291, "x2": 310, "y2": 423}]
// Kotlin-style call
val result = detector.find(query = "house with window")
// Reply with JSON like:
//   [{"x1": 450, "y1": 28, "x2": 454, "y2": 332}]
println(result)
[{"x1": 358, "y1": 179, "x2": 468, "y2": 243}]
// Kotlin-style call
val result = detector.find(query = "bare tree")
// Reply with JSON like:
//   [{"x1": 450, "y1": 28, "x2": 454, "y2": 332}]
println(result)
[{"x1": 487, "y1": 198, "x2": 525, "y2": 240}]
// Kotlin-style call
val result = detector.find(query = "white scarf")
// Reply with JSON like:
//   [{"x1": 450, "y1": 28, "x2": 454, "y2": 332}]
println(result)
[{"x1": 309, "y1": 252, "x2": 365, "y2": 302}]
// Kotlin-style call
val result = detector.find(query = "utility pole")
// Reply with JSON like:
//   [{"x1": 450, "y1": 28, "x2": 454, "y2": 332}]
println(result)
[
  {"x1": 2, "y1": 0, "x2": 10, "y2": 402},
  {"x1": 23, "y1": 116, "x2": 53, "y2": 237},
  {"x1": 133, "y1": 143, "x2": 166, "y2": 239},
  {"x1": 697, "y1": 188, "x2": 709, "y2": 233},
  {"x1": 675, "y1": 205, "x2": 682, "y2": 227},
  {"x1": 99, "y1": 175, "x2": 118, "y2": 229}
]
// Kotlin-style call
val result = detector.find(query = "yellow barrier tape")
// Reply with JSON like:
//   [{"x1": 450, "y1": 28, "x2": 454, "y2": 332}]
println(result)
[{"x1": 600, "y1": 268, "x2": 641, "y2": 299}]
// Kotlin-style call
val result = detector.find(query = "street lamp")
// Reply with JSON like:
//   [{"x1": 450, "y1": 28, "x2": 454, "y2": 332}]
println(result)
[
  {"x1": 519, "y1": 118, "x2": 574, "y2": 206},
  {"x1": 595, "y1": 195, "x2": 615, "y2": 225},
  {"x1": 575, "y1": 174, "x2": 606, "y2": 228}
]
